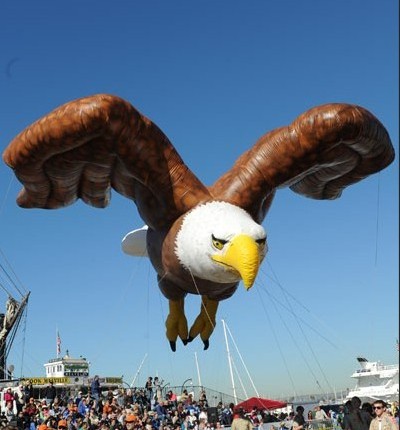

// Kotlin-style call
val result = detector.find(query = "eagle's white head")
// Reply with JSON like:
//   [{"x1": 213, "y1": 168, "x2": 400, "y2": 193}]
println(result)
[{"x1": 175, "y1": 201, "x2": 267, "y2": 288}]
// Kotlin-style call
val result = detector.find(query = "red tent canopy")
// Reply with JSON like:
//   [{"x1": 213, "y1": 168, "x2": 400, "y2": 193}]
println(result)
[{"x1": 235, "y1": 397, "x2": 287, "y2": 411}]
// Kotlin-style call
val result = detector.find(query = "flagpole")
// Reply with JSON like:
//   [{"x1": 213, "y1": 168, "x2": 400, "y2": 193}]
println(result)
[{"x1": 56, "y1": 328, "x2": 61, "y2": 358}]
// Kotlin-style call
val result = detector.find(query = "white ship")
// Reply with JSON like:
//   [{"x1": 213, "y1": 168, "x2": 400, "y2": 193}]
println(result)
[
  {"x1": 17, "y1": 350, "x2": 123, "y2": 391},
  {"x1": 346, "y1": 357, "x2": 399, "y2": 404}
]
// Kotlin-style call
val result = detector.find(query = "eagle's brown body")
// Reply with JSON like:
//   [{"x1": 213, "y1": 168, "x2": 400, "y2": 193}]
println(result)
[{"x1": 3, "y1": 94, "x2": 395, "y2": 350}]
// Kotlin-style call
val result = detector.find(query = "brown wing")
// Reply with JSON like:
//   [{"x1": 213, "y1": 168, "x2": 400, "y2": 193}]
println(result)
[
  {"x1": 3, "y1": 94, "x2": 211, "y2": 230},
  {"x1": 210, "y1": 104, "x2": 395, "y2": 223}
]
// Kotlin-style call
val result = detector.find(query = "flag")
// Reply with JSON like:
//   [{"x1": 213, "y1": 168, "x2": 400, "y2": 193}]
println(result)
[{"x1": 57, "y1": 331, "x2": 61, "y2": 356}]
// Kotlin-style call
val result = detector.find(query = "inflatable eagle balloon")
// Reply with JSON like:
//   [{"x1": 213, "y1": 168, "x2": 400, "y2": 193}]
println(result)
[{"x1": 3, "y1": 95, "x2": 395, "y2": 351}]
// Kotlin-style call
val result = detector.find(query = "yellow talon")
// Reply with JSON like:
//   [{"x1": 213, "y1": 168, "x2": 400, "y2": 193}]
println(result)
[
  {"x1": 166, "y1": 298, "x2": 188, "y2": 351},
  {"x1": 188, "y1": 296, "x2": 218, "y2": 349}
]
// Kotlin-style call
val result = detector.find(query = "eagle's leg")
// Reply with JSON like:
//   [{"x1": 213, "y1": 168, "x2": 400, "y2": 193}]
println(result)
[
  {"x1": 187, "y1": 296, "x2": 218, "y2": 350},
  {"x1": 166, "y1": 298, "x2": 189, "y2": 352}
]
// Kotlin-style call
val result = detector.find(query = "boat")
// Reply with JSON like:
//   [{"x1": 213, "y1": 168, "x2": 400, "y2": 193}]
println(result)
[
  {"x1": 0, "y1": 292, "x2": 30, "y2": 381},
  {"x1": 16, "y1": 350, "x2": 123, "y2": 394},
  {"x1": 345, "y1": 357, "x2": 399, "y2": 404}
]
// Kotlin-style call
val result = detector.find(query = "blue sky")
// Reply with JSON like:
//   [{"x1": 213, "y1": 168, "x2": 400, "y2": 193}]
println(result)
[{"x1": 0, "y1": 0, "x2": 398, "y2": 400}]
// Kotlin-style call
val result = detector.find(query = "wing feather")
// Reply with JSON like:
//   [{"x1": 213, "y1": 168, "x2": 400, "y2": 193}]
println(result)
[
  {"x1": 210, "y1": 104, "x2": 394, "y2": 222},
  {"x1": 3, "y1": 94, "x2": 210, "y2": 229}
]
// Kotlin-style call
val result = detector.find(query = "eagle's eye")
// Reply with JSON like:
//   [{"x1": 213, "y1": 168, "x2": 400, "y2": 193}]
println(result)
[
  {"x1": 256, "y1": 237, "x2": 266, "y2": 248},
  {"x1": 212, "y1": 234, "x2": 227, "y2": 251}
]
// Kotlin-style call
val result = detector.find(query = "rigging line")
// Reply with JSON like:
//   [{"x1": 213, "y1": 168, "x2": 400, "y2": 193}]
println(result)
[
  {"x1": 0, "y1": 275, "x2": 14, "y2": 297},
  {"x1": 7, "y1": 324, "x2": 42, "y2": 371},
  {"x1": 9, "y1": 342, "x2": 41, "y2": 376},
  {"x1": 0, "y1": 248, "x2": 27, "y2": 296},
  {"x1": 261, "y1": 262, "x2": 342, "y2": 348},
  {"x1": 260, "y1": 270, "x2": 334, "y2": 395},
  {"x1": 374, "y1": 172, "x2": 381, "y2": 266},
  {"x1": 255, "y1": 285, "x2": 298, "y2": 397},
  {"x1": 157, "y1": 286, "x2": 167, "y2": 336},
  {"x1": 262, "y1": 263, "x2": 312, "y2": 312},
  {"x1": 189, "y1": 270, "x2": 216, "y2": 331},
  {"x1": 259, "y1": 282, "x2": 325, "y2": 395},
  {"x1": 19, "y1": 305, "x2": 28, "y2": 378},
  {"x1": 5, "y1": 305, "x2": 26, "y2": 359},
  {"x1": 230, "y1": 351, "x2": 249, "y2": 400},
  {"x1": 259, "y1": 284, "x2": 338, "y2": 349},
  {"x1": 225, "y1": 321, "x2": 260, "y2": 397}
]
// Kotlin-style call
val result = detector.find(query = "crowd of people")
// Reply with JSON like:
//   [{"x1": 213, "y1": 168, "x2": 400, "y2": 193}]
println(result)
[
  {"x1": 288, "y1": 399, "x2": 399, "y2": 430},
  {"x1": 0, "y1": 377, "x2": 398, "y2": 430}
]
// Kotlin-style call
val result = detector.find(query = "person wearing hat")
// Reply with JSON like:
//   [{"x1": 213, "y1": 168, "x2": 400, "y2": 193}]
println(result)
[
  {"x1": 38, "y1": 424, "x2": 48, "y2": 430},
  {"x1": 125, "y1": 414, "x2": 138, "y2": 430},
  {"x1": 40, "y1": 403, "x2": 52, "y2": 422}
]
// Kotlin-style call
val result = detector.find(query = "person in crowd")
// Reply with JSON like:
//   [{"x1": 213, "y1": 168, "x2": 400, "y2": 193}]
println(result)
[
  {"x1": 3, "y1": 387, "x2": 15, "y2": 409},
  {"x1": 362, "y1": 403, "x2": 373, "y2": 418},
  {"x1": 23, "y1": 381, "x2": 34, "y2": 403},
  {"x1": 91, "y1": 375, "x2": 102, "y2": 409},
  {"x1": 154, "y1": 377, "x2": 163, "y2": 402},
  {"x1": 45, "y1": 381, "x2": 57, "y2": 407},
  {"x1": 13, "y1": 385, "x2": 25, "y2": 414},
  {"x1": 231, "y1": 408, "x2": 253, "y2": 430},
  {"x1": 57, "y1": 418, "x2": 68, "y2": 429},
  {"x1": 369, "y1": 400, "x2": 398, "y2": 430},
  {"x1": 199, "y1": 391, "x2": 209, "y2": 409},
  {"x1": 145, "y1": 377, "x2": 153, "y2": 403},
  {"x1": 155, "y1": 401, "x2": 168, "y2": 421},
  {"x1": 45, "y1": 415, "x2": 59, "y2": 429},
  {"x1": 292, "y1": 406, "x2": 306, "y2": 430},
  {"x1": 220, "y1": 403, "x2": 233, "y2": 425},
  {"x1": 167, "y1": 390, "x2": 178, "y2": 407},
  {"x1": 344, "y1": 396, "x2": 372, "y2": 430},
  {"x1": 342, "y1": 401, "x2": 354, "y2": 430},
  {"x1": 315, "y1": 406, "x2": 329, "y2": 421},
  {"x1": 5, "y1": 400, "x2": 16, "y2": 425},
  {"x1": 198, "y1": 408, "x2": 208, "y2": 424},
  {"x1": 77, "y1": 396, "x2": 90, "y2": 417},
  {"x1": 16, "y1": 408, "x2": 30, "y2": 429},
  {"x1": 24, "y1": 397, "x2": 38, "y2": 418},
  {"x1": 40, "y1": 404, "x2": 52, "y2": 422}
]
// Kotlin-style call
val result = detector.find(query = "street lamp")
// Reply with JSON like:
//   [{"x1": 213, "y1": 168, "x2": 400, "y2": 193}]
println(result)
[{"x1": 181, "y1": 378, "x2": 192, "y2": 394}]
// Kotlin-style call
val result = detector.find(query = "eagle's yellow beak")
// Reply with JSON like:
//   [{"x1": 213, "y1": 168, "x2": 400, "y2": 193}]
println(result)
[{"x1": 212, "y1": 234, "x2": 261, "y2": 290}]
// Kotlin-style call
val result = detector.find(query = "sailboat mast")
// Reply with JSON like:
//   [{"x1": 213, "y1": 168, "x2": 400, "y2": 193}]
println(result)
[
  {"x1": 130, "y1": 353, "x2": 148, "y2": 387},
  {"x1": 194, "y1": 352, "x2": 202, "y2": 387},
  {"x1": 222, "y1": 319, "x2": 237, "y2": 403}
]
